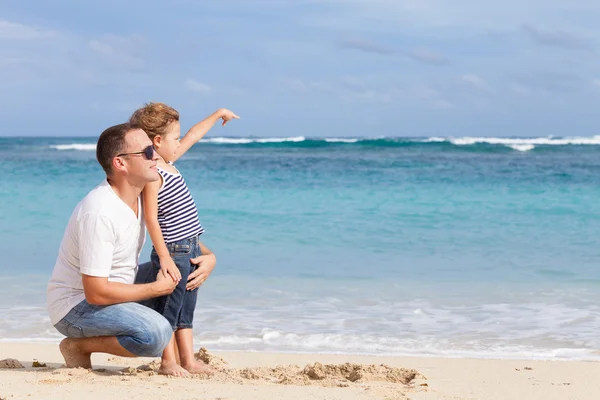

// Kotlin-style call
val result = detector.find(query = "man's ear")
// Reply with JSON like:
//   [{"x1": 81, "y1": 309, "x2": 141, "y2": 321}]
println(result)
[{"x1": 111, "y1": 156, "x2": 126, "y2": 173}]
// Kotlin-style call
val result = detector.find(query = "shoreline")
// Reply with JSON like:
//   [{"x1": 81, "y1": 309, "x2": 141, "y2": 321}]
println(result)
[
  {"x1": 0, "y1": 338, "x2": 598, "y2": 363},
  {"x1": 1, "y1": 342, "x2": 599, "y2": 399}
]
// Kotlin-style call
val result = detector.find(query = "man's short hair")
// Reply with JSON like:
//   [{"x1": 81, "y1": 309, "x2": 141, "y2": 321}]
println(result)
[
  {"x1": 129, "y1": 102, "x2": 179, "y2": 140},
  {"x1": 96, "y1": 122, "x2": 139, "y2": 175}
]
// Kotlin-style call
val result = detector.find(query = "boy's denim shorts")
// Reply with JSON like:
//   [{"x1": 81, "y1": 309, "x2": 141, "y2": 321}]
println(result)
[
  {"x1": 54, "y1": 299, "x2": 172, "y2": 357},
  {"x1": 135, "y1": 234, "x2": 202, "y2": 331}
]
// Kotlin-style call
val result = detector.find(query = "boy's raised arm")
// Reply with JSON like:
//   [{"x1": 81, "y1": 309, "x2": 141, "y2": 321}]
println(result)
[{"x1": 172, "y1": 108, "x2": 239, "y2": 162}]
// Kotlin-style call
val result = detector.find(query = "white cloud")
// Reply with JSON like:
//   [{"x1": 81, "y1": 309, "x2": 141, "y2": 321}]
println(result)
[
  {"x1": 413, "y1": 86, "x2": 439, "y2": 99},
  {"x1": 339, "y1": 36, "x2": 395, "y2": 55},
  {"x1": 510, "y1": 83, "x2": 531, "y2": 95},
  {"x1": 186, "y1": 79, "x2": 213, "y2": 94},
  {"x1": 340, "y1": 89, "x2": 393, "y2": 103},
  {"x1": 278, "y1": 76, "x2": 395, "y2": 103},
  {"x1": 88, "y1": 34, "x2": 146, "y2": 70},
  {"x1": 413, "y1": 85, "x2": 453, "y2": 109},
  {"x1": 522, "y1": 24, "x2": 590, "y2": 50},
  {"x1": 0, "y1": 19, "x2": 153, "y2": 92},
  {"x1": 433, "y1": 99, "x2": 454, "y2": 109},
  {"x1": 0, "y1": 19, "x2": 57, "y2": 39},
  {"x1": 407, "y1": 48, "x2": 447, "y2": 65},
  {"x1": 280, "y1": 77, "x2": 309, "y2": 92},
  {"x1": 462, "y1": 74, "x2": 487, "y2": 89}
]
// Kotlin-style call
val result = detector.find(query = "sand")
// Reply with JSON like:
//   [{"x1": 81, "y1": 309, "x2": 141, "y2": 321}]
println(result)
[{"x1": 1, "y1": 342, "x2": 599, "y2": 400}]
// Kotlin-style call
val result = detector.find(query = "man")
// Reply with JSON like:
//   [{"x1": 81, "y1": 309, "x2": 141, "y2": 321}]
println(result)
[{"x1": 47, "y1": 122, "x2": 178, "y2": 368}]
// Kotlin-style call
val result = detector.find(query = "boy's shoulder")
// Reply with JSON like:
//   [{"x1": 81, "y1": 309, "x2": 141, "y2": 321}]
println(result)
[{"x1": 157, "y1": 161, "x2": 180, "y2": 175}]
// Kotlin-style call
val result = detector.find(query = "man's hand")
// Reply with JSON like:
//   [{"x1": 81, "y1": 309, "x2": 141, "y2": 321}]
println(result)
[
  {"x1": 187, "y1": 253, "x2": 216, "y2": 291},
  {"x1": 217, "y1": 108, "x2": 239, "y2": 126},
  {"x1": 159, "y1": 255, "x2": 181, "y2": 282},
  {"x1": 153, "y1": 268, "x2": 178, "y2": 296}
]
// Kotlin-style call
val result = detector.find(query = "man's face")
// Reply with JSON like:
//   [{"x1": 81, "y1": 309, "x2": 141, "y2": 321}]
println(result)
[{"x1": 120, "y1": 129, "x2": 160, "y2": 184}]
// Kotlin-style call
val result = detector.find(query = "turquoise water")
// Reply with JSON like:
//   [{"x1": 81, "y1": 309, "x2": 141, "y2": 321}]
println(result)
[{"x1": 1, "y1": 136, "x2": 600, "y2": 359}]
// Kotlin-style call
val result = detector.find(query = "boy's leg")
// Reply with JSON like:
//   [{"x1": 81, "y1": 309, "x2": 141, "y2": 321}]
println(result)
[
  {"x1": 157, "y1": 334, "x2": 189, "y2": 377},
  {"x1": 173, "y1": 336, "x2": 181, "y2": 364},
  {"x1": 153, "y1": 249, "x2": 193, "y2": 375},
  {"x1": 175, "y1": 243, "x2": 213, "y2": 374},
  {"x1": 175, "y1": 328, "x2": 213, "y2": 374},
  {"x1": 54, "y1": 300, "x2": 172, "y2": 368}
]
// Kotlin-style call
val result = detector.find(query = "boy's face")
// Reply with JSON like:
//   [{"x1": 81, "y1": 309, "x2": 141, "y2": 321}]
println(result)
[{"x1": 159, "y1": 122, "x2": 181, "y2": 162}]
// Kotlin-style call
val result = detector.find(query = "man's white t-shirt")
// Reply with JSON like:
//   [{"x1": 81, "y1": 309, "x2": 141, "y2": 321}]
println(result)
[{"x1": 47, "y1": 179, "x2": 146, "y2": 325}]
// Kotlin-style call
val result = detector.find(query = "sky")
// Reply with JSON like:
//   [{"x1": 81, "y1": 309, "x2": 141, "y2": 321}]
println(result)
[{"x1": 1, "y1": 0, "x2": 600, "y2": 137}]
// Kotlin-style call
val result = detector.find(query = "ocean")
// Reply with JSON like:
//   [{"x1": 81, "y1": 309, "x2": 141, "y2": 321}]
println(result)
[{"x1": 1, "y1": 135, "x2": 600, "y2": 360}]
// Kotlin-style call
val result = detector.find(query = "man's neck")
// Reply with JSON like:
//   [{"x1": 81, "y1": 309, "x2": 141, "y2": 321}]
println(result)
[{"x1": 106, "y1": 176, "x2": 142, "y2": 214}]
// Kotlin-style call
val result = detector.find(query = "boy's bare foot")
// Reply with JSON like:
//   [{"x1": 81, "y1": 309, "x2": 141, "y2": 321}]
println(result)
[
  {"x1": 59, "y1": 338, "x2": 92, "y2": 369},
  {"x1": 158, "y1": 361, "x2": 191, "y2": 377},
  {"x1": 182, "y1": 359, "x2": 215, "y2": 375}
]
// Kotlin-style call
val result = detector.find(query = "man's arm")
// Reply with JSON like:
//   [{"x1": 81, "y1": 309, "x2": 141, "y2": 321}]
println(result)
[
  {"x1": 77, "y1": 212, "x2": 177, "y2": 306},
  {"x1": 172, "y1": 108, "x2": 239, "y2": 162},
  {"x1": 82, "y1": 272, "x2": 176, "y2": 306},
  {"x1": 186, "y1": 240, "x2": 217, "y2": 291}
]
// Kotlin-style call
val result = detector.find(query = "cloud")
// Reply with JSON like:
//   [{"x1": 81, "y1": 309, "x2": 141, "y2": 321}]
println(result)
[
  {"x1": 432, "y1": 99, "x2": 454, "y2": 109},
  {"x1": 521, "y1": 24, "x2": 590, "y2": 50},
  {"x1": 280, "y1": 77, "x2": 309, "y2": 92},
  {"x1": 186, "y1": 79, "x2": 213, "y2": 94},
  {"x1": 511, "y1": 73, "x2": 583, "y2": 94},
  {"x1": 462, "y1": 74, "x2": 487, "y2": 89},
  {"x1": 88, "y1": 34, "x2": 147, "y2": 71},
  {"x1": 338, "y1": 35, "x2": 447, "y2": 66},
  {"x1": 280, "y1": 76, "x2": 395, "y2": 103},
  {"x1": 338, "y1": 36, "x2": 395, "y2": 55},
  {"x1": 306, "y1": 0, "x2": 600, "y2": 33},
  {"x1": 412, "y1": 85, "x2": 454, "y2": 109},
  {"x1": 0, "y1": 18, "x2": 157, "y2": 99},
  {"x1": 406, "y1": 48, "x2": 448, "y2": 65},
  {"x1": 0, "y1": 19, "x2": 57, "y2": 39}
]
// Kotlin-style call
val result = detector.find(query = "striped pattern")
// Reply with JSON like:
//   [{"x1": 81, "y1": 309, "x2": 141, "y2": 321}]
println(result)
[{"x1": 156, "y1": 166, "x2": 204, "y2": 243}]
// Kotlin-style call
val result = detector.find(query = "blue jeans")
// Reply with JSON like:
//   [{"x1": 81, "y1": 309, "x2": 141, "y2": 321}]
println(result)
[
  {"x1": 135, "y1": 235, "x2": 201, "y2": 331},
  {"x1": 54, "y1": 299, "x2": 172, "y2": 357}
]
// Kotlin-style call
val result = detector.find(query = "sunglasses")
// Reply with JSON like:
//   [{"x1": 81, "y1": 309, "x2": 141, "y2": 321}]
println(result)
[{"x1": 117, "y1": 145, "x2": 155, "y2": 160}]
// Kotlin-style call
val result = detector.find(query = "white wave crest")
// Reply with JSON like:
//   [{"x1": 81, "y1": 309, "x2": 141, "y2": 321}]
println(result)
[
  {"x1": 255, "y1": 136, "x2": 305, "y2": 143},
  {"x1": 324, "y1": 138, "x2": 359, "y2": 143},
  {"x1": 421, "y1": 137, "x2": 447, "y2": 143},
  {"x1": 203, "y1": 137, "x2": 306, "y2": 144},
  {"x1": 448, "y1": 136, "x2": 600, "y2": 146},
  {"x1": 196, "y1": 328, "x2": 600, "y2": 361},
  {"x1": 203, "y1": 138, "x2": 254, "y2": 144},
  {"x1": 508, "y1": 144, "x2": 535, "y2": 152},
  {"x1": 51, "y1": 144, "x2": 96, "y2": 151}
]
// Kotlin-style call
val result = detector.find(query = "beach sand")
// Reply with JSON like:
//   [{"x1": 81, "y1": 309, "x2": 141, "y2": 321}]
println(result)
[{"x1": 1, "y1": 343, "x2": 598, "y2": 400}]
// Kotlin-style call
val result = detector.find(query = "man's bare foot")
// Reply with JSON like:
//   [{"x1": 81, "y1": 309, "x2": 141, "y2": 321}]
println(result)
[
  {"x1": 182, "y1": 359, "x2": 215, "y2": 375},
  {"x1": 59, "y1": 338, "x2": 92, "y2": 369},
  {"x1": 158, "y1": 361, "x2": 191, "y2": 377}
]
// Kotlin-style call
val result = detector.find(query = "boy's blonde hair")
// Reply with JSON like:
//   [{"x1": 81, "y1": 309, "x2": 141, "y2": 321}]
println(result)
[{"x1": 129, "y1": 102, "x2": 180, "y2": 140}]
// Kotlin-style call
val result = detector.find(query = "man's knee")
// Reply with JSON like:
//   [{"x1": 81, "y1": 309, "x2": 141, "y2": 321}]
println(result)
[
  {"x1": 120, "y1": 309, "x2": 172, "y2": 357},
  {"x1": 139, "y1": 316, "x2": 171, "y2": 357}
]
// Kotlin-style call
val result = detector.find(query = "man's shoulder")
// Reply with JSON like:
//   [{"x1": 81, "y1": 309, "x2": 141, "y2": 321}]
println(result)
[{"x1": 77, "y1": 180, "x2": 120, "y2": 217}]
